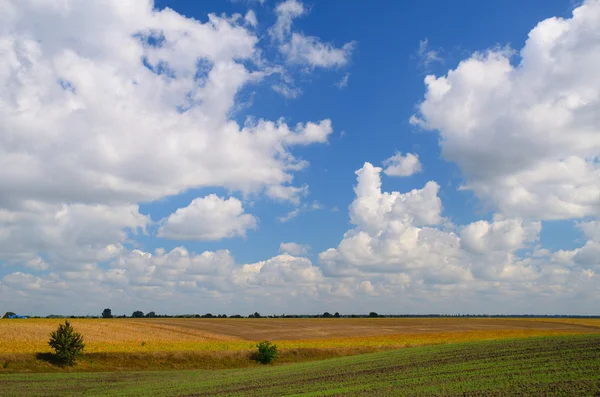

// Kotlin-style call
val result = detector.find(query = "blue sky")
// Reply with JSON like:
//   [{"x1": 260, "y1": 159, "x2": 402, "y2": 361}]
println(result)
[
  {"x1": 142, "y1": 0, "x2": 579, "y2": 263},
  {"x1": 1, "y1": 0, "x2": 599, "y2": 315}
]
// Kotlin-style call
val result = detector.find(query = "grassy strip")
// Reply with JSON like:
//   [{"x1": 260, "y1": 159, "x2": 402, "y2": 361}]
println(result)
[
  {"x1": 0, "y1": 346, "x2": 384, "y2": 373},
  {"x1": 0, "y1": 334, "x2": 599, "y2": 396}
]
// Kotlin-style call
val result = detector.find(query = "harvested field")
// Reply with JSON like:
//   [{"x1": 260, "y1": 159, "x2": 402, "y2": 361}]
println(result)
[
  {"x1": 0, "y1": 317, "x2": 598, "y2": 356},
  {"x1": 141, "y1": 317, "x2": 600, "y2": 339},
  {"x1": 1, "y1": 334, "x2": 599, "y2": 396}
]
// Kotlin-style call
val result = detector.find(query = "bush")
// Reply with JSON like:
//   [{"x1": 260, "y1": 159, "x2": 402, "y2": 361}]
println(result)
[
  {"x1": 254, "y1": 341, "x2": 278, "y2": 364},
  {"x1": 48, "y1": 320, "x2": 85, "y2": 366}
]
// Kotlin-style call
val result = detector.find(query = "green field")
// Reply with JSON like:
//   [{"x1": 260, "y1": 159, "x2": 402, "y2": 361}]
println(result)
[{"x1": 1, "y1": 334, "x2": 599, "y2": 396}]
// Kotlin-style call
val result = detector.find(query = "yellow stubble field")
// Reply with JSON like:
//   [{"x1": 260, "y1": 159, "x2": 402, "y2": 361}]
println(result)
[{"x1": 1, "y1": 317, "x2": 599, "y2": 354}]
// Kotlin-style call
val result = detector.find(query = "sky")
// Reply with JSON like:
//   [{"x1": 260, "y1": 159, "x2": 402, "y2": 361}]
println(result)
[{"x1": 1, "y1": 0, "x2": 599, "y2": 316}]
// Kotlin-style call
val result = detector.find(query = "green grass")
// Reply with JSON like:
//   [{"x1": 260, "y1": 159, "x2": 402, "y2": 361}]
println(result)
[{"x1": 1, "y1": 334, "x2": 599, "y2": 396}]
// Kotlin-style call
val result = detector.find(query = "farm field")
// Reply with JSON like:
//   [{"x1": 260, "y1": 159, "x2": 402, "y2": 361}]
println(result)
[
  {"x1": 1, "y1": 317, "x2": 598, "y2": 354},
  {"x1": 1, "y1": 334, "x2": 599, "y2": 396},
  {"x1": 1, "y1": 317, "x2": 599, "y2": 373}
]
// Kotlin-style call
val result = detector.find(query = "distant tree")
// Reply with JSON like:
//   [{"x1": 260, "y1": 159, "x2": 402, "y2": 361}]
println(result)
[
  {"x1": 334, "y1": 312, "x2": 340, "y2": 318},
  {"x1": 48, "y1": 321, "x2": 85, "y2": 366},
  {"x1": 249, "y1": 312, "x2": 261, "y2": 318},
  {"x1": 322, "y1": 312, "x2": 332, "y2": 318},
  {"x1": 3, "y1": 312, "x2": 16, "y2": 319},
  {"x1": 369, "y1": 312, "x2": 379, "y2": 318},
  {"x1": 101, "y1": 308, "x2": 113, "y2": 319},
  {"x1": 201, "y1": 313, "x2": 214, "y2": 318},
  {"x1": 131, "y1": 311, "x2": 144, "y2": 318},
  {"x1": 145, "y1": 311, "x2": 156, "y2": 318}
]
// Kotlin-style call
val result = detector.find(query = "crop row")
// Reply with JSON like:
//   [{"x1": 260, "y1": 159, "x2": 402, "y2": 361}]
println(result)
[{"x1": 0, "y1": 328, "x2": 588, "y2": 353}]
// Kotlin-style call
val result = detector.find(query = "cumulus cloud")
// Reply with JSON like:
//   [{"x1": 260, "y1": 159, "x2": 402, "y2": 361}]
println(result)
[
  {"x1": 382, "y1": 152, "x2": 422, "y2": 177},
  {"x1": 0, "y1": 248, "x2": 329, "y2": 314},
  {"x1": 279, "y1": 242, "x2": 310, "y2": 255},
  {"x1": 0, "y1": 0, "x2": 336, "y2": 271},
  {"x1": 0, "y1": 202, "x2": 148, "y2": 268},
  {"x1": 2, "y1": 161, "x2": 600, "y2": 314},
  {"x1": 318, "y1": 162, "x2": 563, "y2": 290},
  {"x1": 158, "y1": 195, "x2": 257, "y2": 241},
  {"x1": 232, "y1": 254, "x2": 323, "y2": 287},
  {"x1": 412, "y1": 0, "x2": 600, "y2": 220},
  {"x1": 0, "y1": 0, "x2": 334, "y2": 207},
  {"x1": 2, "y1": 0, "x2": 600, "y2": 316},
  {"x1": 460, "y1": 216, "x2": 541, "y2": 254},
  {"x1": 319, "y1": 163, "x2": 464, "y2": 280}
]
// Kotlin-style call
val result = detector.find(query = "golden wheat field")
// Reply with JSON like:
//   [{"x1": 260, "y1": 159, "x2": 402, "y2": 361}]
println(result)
[{"x1": 1, "y1": 317, "x2": 599, "y2": 354}]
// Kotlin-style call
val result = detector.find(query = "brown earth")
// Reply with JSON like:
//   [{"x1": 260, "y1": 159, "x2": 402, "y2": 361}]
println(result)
[{"x1": 142, "y1": 317, "x2": 600, "y2": 340}]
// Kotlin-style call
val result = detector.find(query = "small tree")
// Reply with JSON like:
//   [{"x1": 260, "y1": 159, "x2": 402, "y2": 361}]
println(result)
[
  {"x1": 102, "y1": 308, "x2": 113, "y2": 318},
  {"x1": 131, "y1": 310, "x2": 144, "y2": 318},
  {"x1": 255, "y1": 341, "x2": 278, "y2": 364},
  {"x1": 334, "y1": 312, "x2": 340, "y2": 318},
  {"x1": 48, "y1": 321, "x2": 85, "y2": 366},
  {"x1": 369, "y1": 312, "x2": 379, "y2": 318}
]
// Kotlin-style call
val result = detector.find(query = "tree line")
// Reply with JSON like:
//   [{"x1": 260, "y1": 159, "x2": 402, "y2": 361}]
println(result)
[{"x1": 4, "y1": 309, "x2": 599, "y2": 319}]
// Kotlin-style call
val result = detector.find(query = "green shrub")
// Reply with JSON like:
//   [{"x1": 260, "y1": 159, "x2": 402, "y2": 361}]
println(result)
[
  {"x1": 48, "y1": 320, "x2": 85, "y2": 366},
  {"x1": 255, "y1": 341, "x2": 278, "y2": 364}
]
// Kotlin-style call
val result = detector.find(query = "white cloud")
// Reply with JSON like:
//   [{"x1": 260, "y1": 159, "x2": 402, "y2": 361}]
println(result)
[
  {"x1": 278, "y1": 208, "x2": 300, "y2": 223},
  {"x1": 0, "y1": 1, "x2": 334, "y2": 206},
  {"x1": 417, "y1": 38, "x2": 442, "y2": 67},
  {"x1": 412, "y1": 0, "x2": 600, "y2": 220},
  {"x1": 270, "y1": 0, "x2": 305, "y2": 42},
  {"x1": 2, "y1": 164, "x2": 600, "y2": 314},
  {"x1": 319, "y1": 163, "x2": 463, "y2": 280},
  {"x1": 272, "y1": 83, "x2": 302, "y2": 98},
  {"x1": 266, "y1": 184, "x2": 308, "y2": 204},
  {"x1": 460, "y1": 216, "x2": 541, "y2": 254},
  {"x1": 2, "y1": 0, "x2": 600, "y2": 316},
  {"x1": 278, "y1": 200, "x2": 323, "y2": 222},
  {"x1": 0, "y1": 0, "x2": 336, "y2": 271},
  {"x1": 284, "y1": 119, "x2": 333, "y2": 145},
  {"x1": 157, "y1": 195, "x2": 257, "y2": 241},
  {"x1": 279, "y1": 242, "x2": 310, "y2": 255},
  {"x1": 271, "y1": 0, "x2": 355, "y2": 68},
  {"x1": 231, "y1": 254, "x2": 323, "y2": 288},
  {"x1": 382, "y1": 152, "x2": 422, "y2": 177},
  {"x1": 0, "y1": 202, "x2": 148, "y2": 268},
  {"x1": 281, "y1": 34, "x2": 355, "y2": 68},
  {"x1": 335, "y1": 72, "x2": 350, "y2": 89},
  {"x1": 244, "y1": 10, "x2": 257, "y2": 27},
  {"x1": 318, "y1": 163, "x2": 551, "y2": 288}
]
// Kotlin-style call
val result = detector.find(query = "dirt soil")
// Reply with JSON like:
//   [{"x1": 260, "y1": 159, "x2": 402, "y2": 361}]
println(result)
[{"x1": 141, "y1": 317, "x2": 600, "y2": 340}]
